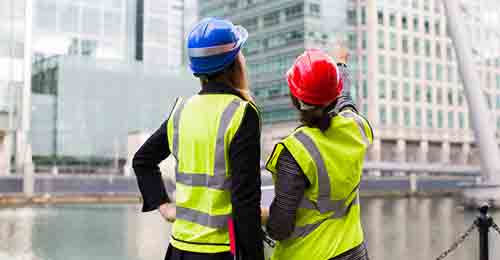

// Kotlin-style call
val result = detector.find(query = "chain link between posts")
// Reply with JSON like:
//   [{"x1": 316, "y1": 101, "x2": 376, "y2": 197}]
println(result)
[
  {"x1": 492, "y1": 220, "x2": 500, "y2": 236},
  {"x1": 434, "y1": 222, "x2": 477, "y2": 260}
]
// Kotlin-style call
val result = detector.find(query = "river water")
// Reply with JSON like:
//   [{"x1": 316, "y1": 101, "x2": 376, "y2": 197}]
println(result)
[{"x1": 1, "y1": 197, "x2": 499, "y2": 260}]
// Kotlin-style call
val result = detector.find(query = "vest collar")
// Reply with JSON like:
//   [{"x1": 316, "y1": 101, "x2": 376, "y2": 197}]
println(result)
[{"x1": 199, "y1": 81, "x2": 245, "y2": 100}]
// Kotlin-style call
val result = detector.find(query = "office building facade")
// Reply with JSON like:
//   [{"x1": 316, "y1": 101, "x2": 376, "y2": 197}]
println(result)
[
  {"x1": 346, "y1": 0, "x2": 500, "y2": 168},
  {"x1": 32, "y1": 0, "x2": 197, "y2": 68},
  {"x1": 200, "y1": 0, "x2": 500, "y2": 168},
  {"x1": 26, "y1": 0, "x2": 199, "y2": 171}
]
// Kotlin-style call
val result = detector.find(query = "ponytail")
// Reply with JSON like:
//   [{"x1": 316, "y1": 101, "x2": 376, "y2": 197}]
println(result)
[{"x1": 291, "y1": 96, "x2": 333, "y2": 132}]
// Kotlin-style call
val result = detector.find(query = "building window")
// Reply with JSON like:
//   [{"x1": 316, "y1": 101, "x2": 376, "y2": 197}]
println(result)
[
  {"x1": 347, "y1": 9, "x2": 357, "y2": 25},
  {"x1": 378, "y1": 10, "x2": 384, "y2": 25},
  {"x1": 362, "y1": 31, "x2": 367, "y2": 50},
  {"x1": 378, "y1": 79, "x2": 386, "y2": 99},
  {"x1": 390, "y1": 57, "x2": 398, "y2": 76},
  {"x1": 309, "y1": 3, "x2": 320, "y2": 17},
  {"x1": 362, "y1": 55, "x2": 367, "y2": 72},
  {"x1": 424, "y1": 0, "x2": 430, "y2": 11},
  {"x1": 363, "y1": 104, "x2": 368, "y2": 116},
  {"x1": 403, "y1": 82, "x2": 411, "y2": 101},
  {"x1": 436, "y1": 64, "x2": 443, "y2": 81},
  {"x1": 448, "y1": 89, "x2": 454, "y2": 105},
  {"x1": 436, "y1": 43, "x2": 442, "y2": 58},
  {"x1": 486, "y1": 94, "x2": 492, "y2": 109},
  {"x1": 241, "y1": 18, "x2": 258, "y2": 32},
  {"x1": 362, "y1": 80, "x2": 368, "y2": 98},
  {"x1": 435, "y1": 1, "x2": 442, "y2": 13},
  {"x1": 402, "y1": 35, "x2": 409, "y2": 53},
  {"x1": 448, "y1": 111, "x2": 454, "y2": 129},
  {"x1": 415, "y1": 84, "x2": 421, "y2": 102},
  {"x1": 424, "y1": 19, "x2": 430, "y2": 34},
  {"x1": 458, "y1": 91, "x2": 464, "y2": 105},
  {"x1": 496, "y1": 95, "x2": 500, "y2": 109},
  {"x1": 392, "y1": 107, "x2": 399, "y2": 125},
  {"x1": 264, "y1": 11, "x2": 280, "y2": 27},
  {"x1": 416, "y1": 108, "x2": 422, "y2": 127},
  {"x1": 426, "y1": 109, "x2": 433, "y2": 128},
  {"x1": 285, "y1": 4, "x2": 304, "y2": 21},
  {"x1": 413, "y1": 17, "x2": 419, "y2": 31},
  {"x1": 448, "y1": 66, "x2": 454, "y2": 82},
  {"x1": 434, "y1": 21, "x2": 441, "y2": 36},
  {"x1": 379, "y1": 55, "x2": 386, "y2": 74},
  {"x1": 378, "y1": 30, "x2": 385, "y2": 49},
  {"x1": 412, "y1": 0, "x2": 418, "y2": 9},
  {"x1": 402, "y1": 15, "x2": 408, "y2": 30},
  {"x1": 437, "y1": 110, "x2": 444, "y2": 128},
  {"x1": 496, "y1": 75, "x2": 500, "y2": 89},
  {"x1": 391, "y1": 81, "x2": 399, "y2": 100},
  {"x1": 413, "y1": 38, "x2": 420, "y2": 55},
  {"x1": 380, "y1": 106, "x2": 387, "y2": 125},
  {"x1": 425, "y1": 62, "x2": 432, "y2": 80},
  {"x1": 425, "y1": 40, "x2": 431, "y2": 57},
  {"x1": 389, "y1": 32, "x2": 397, "y2": 51},
  {"x1": 361, "y1": 7, "x2": 366, "y2": 25},
  {"x1": 389, "y1": 13, "x2": 396, "y2": 27},
  {"x1": 402, "y1": 59, "x2": 410, "y2": 77},
  {"x1": 459, "y1": 112, "x2": 465, "y2": 129},
  {"x1": 415, "y1": 60, "x2": 421, "y2": 79},
  {"x1": 426, "y1": 86, "x2": 432, "y2": 103},
  {"x1": 348, "y1": 33, "x2": 358, "y2": 50},
  {"x1": 497, "y1": 117, "x2": 500, "y2": 130},
  {"x1": 437, "y1": 88, "x2": 443, "y2": 104},
  {"x1": 404, "y1": 107, "x2": 411, "y2": 127}
]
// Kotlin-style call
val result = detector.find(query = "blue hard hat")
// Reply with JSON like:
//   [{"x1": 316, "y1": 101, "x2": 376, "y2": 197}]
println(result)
[{"x1": 187, "y1": 17, "x2": 248, "y2": 75}]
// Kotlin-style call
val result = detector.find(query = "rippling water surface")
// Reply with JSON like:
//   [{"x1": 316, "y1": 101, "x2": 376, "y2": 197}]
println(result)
[{"x1": 1, "y1": 197, "x2": 499, "y2": 260}]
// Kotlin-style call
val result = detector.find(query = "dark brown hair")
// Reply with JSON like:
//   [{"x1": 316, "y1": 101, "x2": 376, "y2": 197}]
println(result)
[{"x1": 291, "y1": 96, "x2": 333, "y2": 132}]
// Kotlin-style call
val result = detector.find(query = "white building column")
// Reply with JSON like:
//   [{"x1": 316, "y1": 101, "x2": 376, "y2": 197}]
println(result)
[
  {"x1": 396, "y1": 139, "x2": 406, "y2": 162},
  {"x1": 418, "y1": 140, "x2": 429, "y2": 163},
  {"x1": 441, "y1": 141, "x2": 450, "y2": 164},
  {"x1": 461, "y1": 143, "x2": 470, "y2": 165},
  {"x1": 0, "y1": 133, "x2": 12, "y2": 175},
  {"x1": 395, "y1": 139, "x2": 406, "y2": 177}
]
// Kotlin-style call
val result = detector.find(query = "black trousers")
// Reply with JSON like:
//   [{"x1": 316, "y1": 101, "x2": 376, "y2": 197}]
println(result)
[
  {"x1": 329, "y1": 243, "x2": 370, "y2": 260},
  {"x1": 165, "y1": 244, "x2": 233, "y2": 260}
]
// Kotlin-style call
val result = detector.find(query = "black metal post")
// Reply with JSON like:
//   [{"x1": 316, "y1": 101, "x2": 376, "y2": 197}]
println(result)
[{"x1": 476, "y1": 204, "x2": 493, "y2": 260}]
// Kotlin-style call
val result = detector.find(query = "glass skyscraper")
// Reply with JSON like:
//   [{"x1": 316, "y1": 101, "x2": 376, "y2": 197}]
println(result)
[
  {"x1": 0, "y1": 0, "x2": 27, "y2": 174},
  {"x1": 24, "y1": 0, "x2": 198, "y2": 172}
]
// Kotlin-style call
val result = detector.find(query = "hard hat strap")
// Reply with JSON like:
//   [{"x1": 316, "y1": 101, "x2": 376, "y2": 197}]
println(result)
[{"x1": 298, "y1": 99, "x2": 320, "y2": 111}]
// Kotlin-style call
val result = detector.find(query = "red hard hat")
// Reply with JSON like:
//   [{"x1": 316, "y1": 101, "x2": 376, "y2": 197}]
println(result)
[{"x1": 286, "y1": 49, "x2": 343, "y2": 106}]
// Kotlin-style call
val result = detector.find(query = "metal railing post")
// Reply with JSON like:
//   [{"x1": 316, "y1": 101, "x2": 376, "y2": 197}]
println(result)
[{"x1": 476, "y1": 204, "x2": 492, "y2": 260}]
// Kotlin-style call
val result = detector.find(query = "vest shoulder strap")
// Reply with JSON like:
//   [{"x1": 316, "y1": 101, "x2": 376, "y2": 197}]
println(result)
[{"x1": 339, "y1": 110, "x2": 374, "y2": 145}]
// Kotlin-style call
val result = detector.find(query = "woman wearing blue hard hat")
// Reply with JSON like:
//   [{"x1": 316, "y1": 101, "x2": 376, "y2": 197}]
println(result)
[{"x1": 133, "y1": 17, "x2": 264, "y2": 260}]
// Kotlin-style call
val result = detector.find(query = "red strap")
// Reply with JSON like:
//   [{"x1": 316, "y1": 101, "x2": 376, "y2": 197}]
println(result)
[{"x1": 228, "y1": 217, "x2": 236, "y2": 255}]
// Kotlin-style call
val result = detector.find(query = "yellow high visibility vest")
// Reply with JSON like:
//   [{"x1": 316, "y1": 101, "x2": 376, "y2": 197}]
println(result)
[
  {"x1": 266, "y1": 110, "x2": 373, "y2": 260},
  {"x1": 167, "y1": 94, "x2": 253, "y2": 253}
]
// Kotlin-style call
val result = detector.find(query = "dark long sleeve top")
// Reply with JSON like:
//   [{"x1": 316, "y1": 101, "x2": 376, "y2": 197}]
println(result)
[
  {"x1": 133, "y1": 82, "x2": 263, "y2": 260},
  {"x1": 266, "y1": 64, "x2": 361, "y2": 241}
]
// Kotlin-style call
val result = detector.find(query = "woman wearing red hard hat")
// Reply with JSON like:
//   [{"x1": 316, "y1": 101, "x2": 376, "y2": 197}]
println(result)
[{"x1": 262, "y1": 47, "x2": 373, "y2": 260}]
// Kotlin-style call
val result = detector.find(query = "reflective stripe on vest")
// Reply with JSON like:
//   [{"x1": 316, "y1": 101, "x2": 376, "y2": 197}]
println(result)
[
  {"x1": 290, "y1": 131, "x2": 360, "y2": 238},
  {"x1": 171, "y1": 98, "x2": 241, "y2": 228},
  {"x1": 290, "y1": 195, "x2": 360, "y2": 239},
  {"x1": 294, "y1": 131, "x2": 339, "y2": 214},
  {"x1": 340, "y1": 110, "x2": 370, "y2": 145}
]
